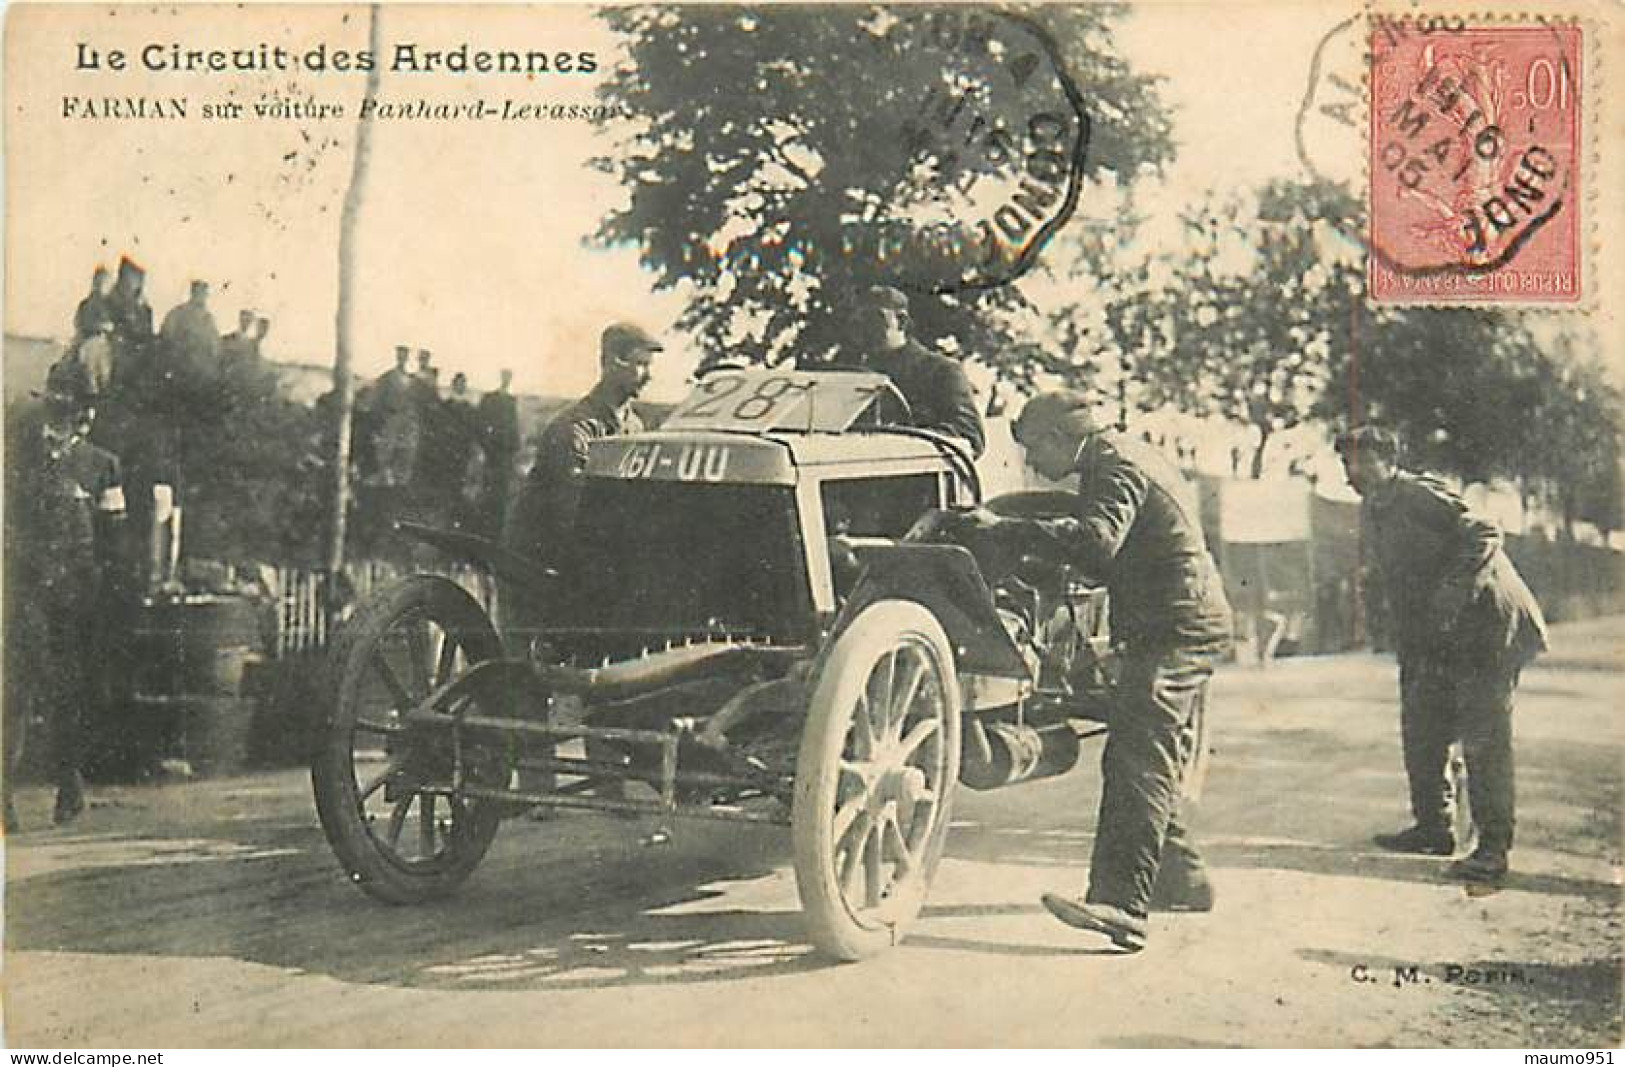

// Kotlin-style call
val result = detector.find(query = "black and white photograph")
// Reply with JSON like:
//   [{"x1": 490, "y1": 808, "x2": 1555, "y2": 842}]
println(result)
[{"x1": 3, "y1": 0, "x2": 1622, "y2": 1049}]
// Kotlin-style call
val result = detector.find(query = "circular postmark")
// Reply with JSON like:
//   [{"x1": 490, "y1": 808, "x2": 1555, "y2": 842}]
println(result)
[
  {"x1": 850, "y1": 8, "x2": 1091, "y2": 295},
  {"x1": 1298, "y1": 12, "x2": 1583, "y2": 303}
]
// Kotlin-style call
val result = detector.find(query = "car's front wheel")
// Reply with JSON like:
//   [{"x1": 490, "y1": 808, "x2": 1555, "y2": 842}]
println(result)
[
  {"x1": 791, "y1": 600, "x2": 961, "y2": 961},
  {"x1": 311, "y1": 575, "x2": 506, "y2": 904}
]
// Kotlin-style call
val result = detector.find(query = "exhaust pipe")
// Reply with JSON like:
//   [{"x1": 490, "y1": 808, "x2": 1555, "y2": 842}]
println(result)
[
  {"x1": 959, "y1": 720, "x2": 1081, "y2": 791},
  {"x1": 536, "y1": 641, "x2": 802, "y2": 701}
]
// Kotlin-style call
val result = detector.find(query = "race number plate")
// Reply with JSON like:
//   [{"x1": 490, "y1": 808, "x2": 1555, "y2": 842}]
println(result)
[{"x1": 661, "y1": 370, "x2": 900, "y2": 433}]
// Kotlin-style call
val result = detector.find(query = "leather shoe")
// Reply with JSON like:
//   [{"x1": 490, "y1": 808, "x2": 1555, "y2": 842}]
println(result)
[
  {"x1": 1447, "y1": 850, "x2": 1508, "y2": 883},
  {"x1": 1040, "y1": 894, "x2": 1147, "y2": 951},
  {"x1": 1150, "y1": 865, "x2": 1215, "y2": 912},
  {"x1": 1373, "y1": 824, "x2": 1455, "y2": 855}
]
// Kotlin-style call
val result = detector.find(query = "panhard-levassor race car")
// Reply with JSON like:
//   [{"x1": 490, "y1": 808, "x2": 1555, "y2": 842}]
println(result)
[{"x1": 311, "y1": 369, "x2": 1203, "y2": 960}]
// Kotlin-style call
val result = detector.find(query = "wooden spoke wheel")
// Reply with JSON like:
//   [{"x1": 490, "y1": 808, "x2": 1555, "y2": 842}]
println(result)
[
  {"x1": 792, "y1": 600, "x2": 961, "y2": 960},
  {"x1": 312, "y1": 575, "x2": 506, "y2": 904}
]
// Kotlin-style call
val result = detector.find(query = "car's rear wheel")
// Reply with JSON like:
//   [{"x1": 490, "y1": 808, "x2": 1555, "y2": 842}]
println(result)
[
  {"x1": 312, "y1": 575, "x2": 506, "y2": 904},
  {"x1": 792, "y1": 600, "x2": 960, "y2": 961}
]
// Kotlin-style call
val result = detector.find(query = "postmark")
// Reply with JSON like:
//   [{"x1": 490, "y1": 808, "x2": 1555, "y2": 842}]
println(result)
[
  {"x1": 856, "y1": 8, "x2": 1091, "y2": 295},
  {"x1": 1367, "y1": 17, "x2": 1582, "y2": 304},
  {"x1": 1296, "y1": 12, "x2": 1586, "y2": 307}
]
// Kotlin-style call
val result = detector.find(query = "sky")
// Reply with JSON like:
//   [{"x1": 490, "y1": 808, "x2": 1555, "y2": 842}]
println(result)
[{"x1": 4, "y1": 1, "x2": 1620, "y2": 411}]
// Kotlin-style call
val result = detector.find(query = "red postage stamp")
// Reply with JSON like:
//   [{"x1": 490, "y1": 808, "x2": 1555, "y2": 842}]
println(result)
[{"x1": 1368, "y1": 19, "x2": 1582, "y2": 304}]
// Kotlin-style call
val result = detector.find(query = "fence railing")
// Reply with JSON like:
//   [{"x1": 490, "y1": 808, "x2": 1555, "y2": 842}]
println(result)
[{"x1": 268, "y1": 561, "x2": 496, "y2": 658}]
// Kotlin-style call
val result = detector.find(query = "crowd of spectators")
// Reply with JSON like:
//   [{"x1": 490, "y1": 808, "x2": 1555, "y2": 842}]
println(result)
[
  {"x1": 53, "y1": 257, "x2": 524, "y2": 560},
  {"x1": 69, "y1": 260, "x2": 272, "y2": 387},
  {"x1": 350, "y1": 345, "x2": 521, "y2": 540},
  {"x1": 49, "y1": 259, "x2": 289, "y2": 553}
]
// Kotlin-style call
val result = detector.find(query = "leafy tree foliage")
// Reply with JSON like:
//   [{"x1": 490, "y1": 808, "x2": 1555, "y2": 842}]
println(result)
[
  {"x1": 594, "y1": 4, "x2": 1174, "y2": 372},
  {"x1": 1322, "y1": 308, "x2": 1537, "y2": 485},
  {"x1": 95, "y1": 349, "x2": 323, "y2": 566},
  {"x1": 1530, "y1": 348, "x2": 1624, "y2": 536},
  {"x1": 1325, "y1": 310, "x2": 1621, "y2": 535},
  {"x1": 1107, "y1": 179, "x2": 1363, "y2": 478}
]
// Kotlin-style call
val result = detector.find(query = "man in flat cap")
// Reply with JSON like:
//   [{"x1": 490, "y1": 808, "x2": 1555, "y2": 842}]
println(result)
[
  {"x1": 506, "y1": 322, "x2": 662, "y2": 582},
  {"x1": 477, "y1": 369, "x2": 522, "y2": 537},
  {"x1": 159, "y1": 279, "x2": 221, "y2": 372},
  {"x1": 73, "y1": 266, "x2": 111, "y2": 342},
  {"x1": 846, "y1": 285, "x2": 985, "y2": 457},
  {"x1": 1337, "y1": 426, "x2": 1547, "y2": 883},
  {"x1": 4, "y1": 357, "x2": 129, "y2": 830},
  {"x1": 503, "y1": 323, "x2": 662, "y2": 806},
  {"x1": 370, "y1": 345, "x2": 419, "y2": 487},
  {"x1": 105, "y1": 256, "x2": 154, "y2": 366},
  {"x1": 946, "y1": 390, "x2": 1231, "y2": 950}
]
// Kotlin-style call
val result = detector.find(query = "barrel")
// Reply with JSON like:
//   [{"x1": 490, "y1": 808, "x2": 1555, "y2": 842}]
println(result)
[
  {"x1": 176, "y1": 594, "x2": 263, "y2": 696},
  {"x1": 120, "y1": 593, "x2": 266, "y2": 776},
  {"x1": 178, "y1": 594, "x2": 264, "y2": 774}
]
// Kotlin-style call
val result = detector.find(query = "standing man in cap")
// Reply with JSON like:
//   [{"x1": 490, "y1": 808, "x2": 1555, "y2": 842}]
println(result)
[
  {"x1": 4, "y1": 357, "x2": 129, "y2": 830},
  {"x1": 477, "y1": 369, "x2": 521, "y2": 537},
  {"x1": 220, "y1": 309, "x2": 259, "y2": 363},
  {"x1": 948, "y1": 390, "x2": 1231, "y2": 950},
  {"x1": 1337, "y1": 426, "x2": 1547, "y2": 883},
  {"x1": 506, "y1": 322, "x2": 662, "y2": 578},
  {"x1": 73, "y1": 266, "x2": 111, "y2": 341},
  {"x1": 159, "y1": 279, "x2": 221, "y2": 371},
  {"x1": 844, "y1": 284, "x2": 985, "y2": 457},
  {"x1": 105, "y1": 257, "x2": 154, "y2": 367},
  {"x1": 371, "y1": 345, "x2": 418, "y2": 488}
]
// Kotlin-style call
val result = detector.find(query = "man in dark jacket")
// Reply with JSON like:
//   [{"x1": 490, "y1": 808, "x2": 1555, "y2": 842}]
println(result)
[
  {"x1": 4, "y1": 359, "x2": 129, "y2": 830},
  {"x1": 158, "y1": 280, "x2": 221, "y2": 371},
  {"x1": 1337, "y1": 427, "x2": 1547, "y2": 883},
  {"x1": 371, "y1": 345, "x2": 419, "y2": 487},
  {"x1": 846, "y1": 285, "x2": 985, "y2": 457},
  {"x1": 502, "y1": 324, "x2": 661, "y2": 806},
  {"x1": 73, "y1": 266, "x2": 110, "y2": 340},
  {"x1": 506, "y1": 323, "x2": 661, "y2": 578},
  {"x1": 105, "y1": 257, "x2": 154, "y2": 365},
  {"x1": 953, "y1": 391, "x2": 1231, "y2": 950},
  {"x1": 477, "y1": 369, "x2": 521, "y2": 536}
]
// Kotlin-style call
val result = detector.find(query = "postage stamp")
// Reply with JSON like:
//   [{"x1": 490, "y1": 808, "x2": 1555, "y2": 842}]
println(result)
[{"x1": 1367, "y1": 18, "x2": 1583, "y2": 304}]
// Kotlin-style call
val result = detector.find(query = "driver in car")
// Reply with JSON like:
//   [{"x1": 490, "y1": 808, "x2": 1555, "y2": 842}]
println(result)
[
  {"x1": 952, "y1": 390, "x2": 1231, "y2": 952},
  {"x1": 839, "y1": 284, "x2": 986, "y2": 458}
]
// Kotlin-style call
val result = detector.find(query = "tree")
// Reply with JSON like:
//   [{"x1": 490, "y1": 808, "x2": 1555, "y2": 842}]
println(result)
[
  {"x1": 1523, "y1": 341, "x2": 1623, "y2": 537},
  {"x1": 594, "y1": 4, "x2": 1174, "y2": 372},
  {"x1": 93, "y1": 343, "x2": 322, "y2": 566},
  {"x1": 1323, "y1": 307, "x2": 1541, "y2": 486},
  {"x1": 326, "y1": 2, "x2": 383, "y2": 574},
  {"x1": 1133, "y1": 178, "x2": 1363, "y2": 478},
  {"x1": 1324, "y1": 309, "x2": 1622, "y2": 537},
  {"x1": 1039, "y1": 202, "x2": 1161, "y2": 424}
]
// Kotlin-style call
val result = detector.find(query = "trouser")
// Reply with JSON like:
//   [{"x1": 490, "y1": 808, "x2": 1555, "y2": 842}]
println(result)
[
  {"x1": 1085, "y1": 645, "x2": 1215, "y2": 917},
  {"x1": 4, "y1": 588, "x2": 100, "y2": 806},
  {"x1": 479, "y1": 457, "x2": 515, "y2": 539},
  {"x1": 1399, "y1": 653, "x2": 1519, "y2": 857}
]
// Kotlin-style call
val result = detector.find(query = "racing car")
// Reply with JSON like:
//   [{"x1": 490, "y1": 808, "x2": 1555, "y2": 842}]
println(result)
[{"x1": 311, "y1": 369, "x2": 1185, "y2": 961}]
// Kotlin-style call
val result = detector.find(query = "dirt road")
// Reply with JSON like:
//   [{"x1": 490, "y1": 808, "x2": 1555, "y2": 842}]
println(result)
[{"x1": 5, "y1": 618, "x2": 1620, "y2": 1047}]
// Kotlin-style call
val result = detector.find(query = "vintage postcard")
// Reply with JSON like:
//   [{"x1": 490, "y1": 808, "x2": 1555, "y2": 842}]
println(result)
[{"x1": 3, "y1": 0, "x2": 1622, "y2": 1050}]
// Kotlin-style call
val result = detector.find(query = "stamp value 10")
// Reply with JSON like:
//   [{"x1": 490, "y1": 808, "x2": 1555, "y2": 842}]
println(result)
[{"x1": 1368, "y1": 18, "x2": 1583, "y2": 304}]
